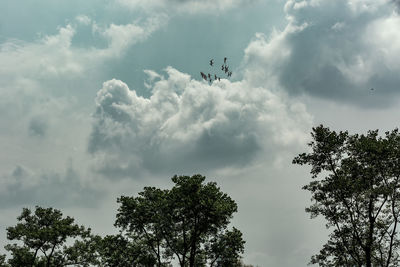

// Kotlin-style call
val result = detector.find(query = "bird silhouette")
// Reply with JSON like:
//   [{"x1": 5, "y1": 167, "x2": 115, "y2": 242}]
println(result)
[
  {"x1": 200, "y1": 56, "x2": 233, "y2": 83},
  {"x1": 200, "y1": 72, "x2": 207, "y2": 81}
]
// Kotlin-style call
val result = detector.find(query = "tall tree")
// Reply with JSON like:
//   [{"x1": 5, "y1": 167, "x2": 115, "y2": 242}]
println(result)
[
  {"x1": 206, "y1": 227, "x2": 245, "y2": 267},
  {"x1": 95, "y1": 234, "x2": 158, "y2": 267},
  {"x1": 115, "y1": 174, "x2": 244, "y2": 267},
  {"x1": 116, "y1": 187, "x2": 168, "y2": 266},
  {"x1": 4, "y1": 206, "x2": 97, "y2": 267},
  {"x1": 293, "y1": 125, "x2": 400, "y2": 267}
]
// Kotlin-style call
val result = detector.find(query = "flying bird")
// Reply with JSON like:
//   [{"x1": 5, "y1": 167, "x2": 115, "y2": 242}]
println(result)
[
  {"x1": 200, "y1": 56, "x2": 233, "y2": 83},
  {"x1": 200, "y1": 72, "x2": 207, "y2": 81}
]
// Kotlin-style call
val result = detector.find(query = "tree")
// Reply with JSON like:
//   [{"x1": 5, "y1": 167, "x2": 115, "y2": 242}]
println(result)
[
  {"x1": 3, "y1": 206, "x2": 97, "y2": 267},
  {"x1": 206, "y1": 227, "x2": 245, "y2": 267},
  {"x1": 94, "y1": 234, "x2": 158, "y2": 267},
  {"x1": 115, "y1": 187, "x2": 168, "y2": 266},
  {"x1": 0, "y1": 255, "x2": 7, "y2": 267},
  {"x1": 293, "y1": 125, "x2": 400, "y2": 267},
  {"x1": 115, "y1": 174, "x2": 245, "y2": 267}
]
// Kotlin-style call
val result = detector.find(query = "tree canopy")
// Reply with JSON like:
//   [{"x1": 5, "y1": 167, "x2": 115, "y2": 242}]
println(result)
[
  {"x1": 2, "y1": 206, "x2": 97, "y2": 267},
  {"x1": 115, "y1": 174, "x2": 245, "y2": 267},
  {"x1": 94, "y1": 234, "x2": 157, "y2": 266},
  {"x1": 293, "y1": 125, "x2": 400, "y2": 267},
  {"x1": 0, "y1": 174, "x2": 246, "y2": 266}
]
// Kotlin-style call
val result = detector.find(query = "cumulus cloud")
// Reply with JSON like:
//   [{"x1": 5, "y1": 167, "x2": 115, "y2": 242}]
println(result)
[
  {"x1": 0, "y1": 13, "x2": 167, "y2": 137},
  {"x1": 0, "y1": 12, "x2": 169, "y2": 210},
  {"x1": 0, "y1": 164, "x2": 103, "y2": 208},
  {"x1": 0, "y1": 15, "x2": 166, "y2": 82},
  {"x1": 243, "y1": 0, "x2": 400, "y2": 106},
  {"x1": 88, "y1": 67, "x2": 312, "y2": 178},
  {"x1": 116, "y1": 0, "x2": 255, "y2": 14}
]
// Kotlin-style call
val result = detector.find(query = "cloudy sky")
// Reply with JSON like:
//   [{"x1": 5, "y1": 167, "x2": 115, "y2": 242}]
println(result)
[{"x1": 1, "y1": 0, "x2": 400, "y2": 265}]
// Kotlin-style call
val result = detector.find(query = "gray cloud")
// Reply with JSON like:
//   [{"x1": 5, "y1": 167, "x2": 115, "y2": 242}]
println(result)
[
  {"x1": 394, "y1": 0, "x2": 400, "y2": 11},
  {"x1": 88, "y1": 67, "x2": 312, "y2": 178},
  {"x1": 0, "y1": 164, "x2": 103, "y2": 208},
  {"x1": 28, "y1": 116, "x2": 48, "y2": 137},
  {"x1": 244, "y1": 0, "x2": 400, "y2": 107}
]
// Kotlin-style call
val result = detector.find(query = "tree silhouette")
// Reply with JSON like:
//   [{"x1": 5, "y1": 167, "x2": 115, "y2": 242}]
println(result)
[
  {"x1": 115, "y1": 174, "x2": 244, "y2": 267},
  {"x1": 3, "y1": 206, "x2": 97, "y2": 267},
  {"x1": 294, "y1": 125, "x2": 400, "y2": 267}
]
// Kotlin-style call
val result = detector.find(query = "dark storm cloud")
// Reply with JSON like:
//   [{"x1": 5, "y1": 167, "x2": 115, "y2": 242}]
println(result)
[
  {"x1": 88, "y1": 67, "x2": 312, "y2": 179},
  {"x1": 244, "y1": 0, "x2": 400, "y2": 107},
  {"x1": 0, "y1": 165, "x2": 103, "y2": 208}
]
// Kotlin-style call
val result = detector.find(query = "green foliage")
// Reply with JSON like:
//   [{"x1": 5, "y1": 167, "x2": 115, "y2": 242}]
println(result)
[
  {"x1": 294, "y1": 125, "x2": 400, "y2": 267},
  {"x1": 206, "y1": 227, "x2": 245, "y2": 267},
  {"x1": 1, "y1": 175, "x2": 245, "y2": 267},
  {"x1": 0, "y1": 255, "x2": 6, "y2": 267},
  {"x1": 3, "y1": 206, "x2": 97, "y2": 267},
  {"x1": 95, "y1": 234, "x2": 158, "y2": 266},
  {"x1": 115, "y1": 186, "x2": 167, "y2": 266},
  {"x1": 115, "y1": 174, "x2": 244, "y2": 267}
]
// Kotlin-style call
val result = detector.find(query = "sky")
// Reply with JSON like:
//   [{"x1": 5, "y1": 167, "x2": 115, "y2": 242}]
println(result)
[{"x1": 0, "y1": 0, "x2": 400, "y2": 265}]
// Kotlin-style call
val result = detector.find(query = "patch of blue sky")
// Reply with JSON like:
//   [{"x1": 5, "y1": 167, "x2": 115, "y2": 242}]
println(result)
[
  {"x1": 0, "y1": 0, "x2": 141, "y2": 42},
  {"x1": 105, "y1": 0, "x2": 286, "y2": 97}
]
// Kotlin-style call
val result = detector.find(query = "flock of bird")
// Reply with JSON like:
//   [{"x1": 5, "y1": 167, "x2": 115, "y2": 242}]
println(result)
[
  {"x1": 200, "y1": 58, "x2": 376, "y2": 92},
  {"x1": 200, "y1": 57, "x2": 232, "y2": 83}
]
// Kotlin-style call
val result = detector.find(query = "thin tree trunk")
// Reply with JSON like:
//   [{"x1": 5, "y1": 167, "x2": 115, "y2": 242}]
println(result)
[
  {"x1": 31, "y1": 247, "x2": 40, "y2": 267},
  {"x1": 366, "y1": 196, "x2": 375, "y2": 267},
  {"x1": 189, "y1": 238, "x2": 197, "y2": 267},
  {"x1": 46, "y1": 243, "x2": 57, "y2": 267},
  {"x1": 189, "y1": 217, "x2": 198, "y2": 267}
]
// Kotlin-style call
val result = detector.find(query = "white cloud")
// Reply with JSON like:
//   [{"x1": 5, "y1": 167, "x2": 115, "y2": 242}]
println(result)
[
  {"x1": 244, "y1": 0, "x2": 400, "y2": 106},
  {"x1": 0, "y1": 15, "x2": 166, "y2": 81},
  {"x1": 116, "y1": 0, "x2": 256, "y2": 14},
  {"x1": 0, "y1": 13, "x2": 166, "y2": 150},
  {"x1": 331, "y1": 21, "x2": 346, "y2": 31},
  {"x1": 76, "y1": 15, "x2": 92, "y2": 25},
  {"x1": 364, "y1": 14, "x2": 400, "y2": 71},
  {"x1": 0, "y1": 14, "x2": 167, "y2": 209},
  {"x1": 88, "y1": 67, "x2": 312, "y2": 177},
  {"x1": 94, "y1": 15, "x2": 166, "y2": 57}
]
